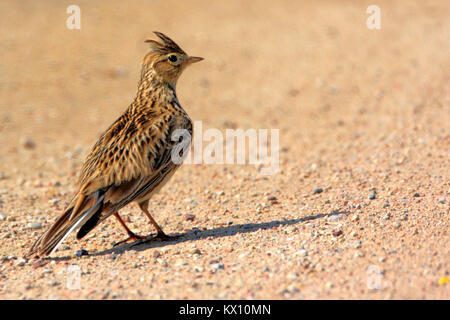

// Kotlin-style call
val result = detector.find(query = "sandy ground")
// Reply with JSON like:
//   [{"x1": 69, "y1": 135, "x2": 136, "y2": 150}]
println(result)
[{"x1": 0, "y1": 0, "x2": 448, "y2": 299}]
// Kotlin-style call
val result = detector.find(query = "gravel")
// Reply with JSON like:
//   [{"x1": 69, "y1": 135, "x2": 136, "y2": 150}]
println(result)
[{"x1": 0, "y1": 0, "x2": 447, "y2": 301}]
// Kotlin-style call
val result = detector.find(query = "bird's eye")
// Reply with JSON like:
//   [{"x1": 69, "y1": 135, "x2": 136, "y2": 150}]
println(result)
[{"x1": 168, "y1": 55, "x2": 178, "y2": 63}]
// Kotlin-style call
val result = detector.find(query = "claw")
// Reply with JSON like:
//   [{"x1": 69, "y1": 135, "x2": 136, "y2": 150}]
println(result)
[
  {"x1": 154, "y1": 232, "x2": 179, "y2": 241},
  {"x1": 129, "y1": 232, "x2": 179, "y2": 247},
  {"x1": 113, "y1": 233, "x2": 147, "y2": 247}
]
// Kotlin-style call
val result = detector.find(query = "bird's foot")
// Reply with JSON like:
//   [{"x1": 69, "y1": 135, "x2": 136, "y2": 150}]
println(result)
[
  {"x1": 113, "y1": 232, "x2": 148, "y2": 247},
  {"x1": 130, "y1": 232, "x2": 179, "y2": 247},
  {"x1": 153, "y1": 231, "x2": 179, "y2": 241}
]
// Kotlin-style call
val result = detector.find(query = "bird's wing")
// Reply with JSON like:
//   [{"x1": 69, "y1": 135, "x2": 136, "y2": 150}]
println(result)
[
  {"x1": 78, "y1": 110, "x2": 165, "y2": 193},
  {"x1": 75, "y1": 112, "x2": 192, "y2": 237},
  {"x1": 79, "y1": 110, "x2": 191, "y2": 196}
]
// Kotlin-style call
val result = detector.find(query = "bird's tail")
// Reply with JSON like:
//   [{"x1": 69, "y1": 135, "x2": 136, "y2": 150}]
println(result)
[{"x1": 26, "y1": 190, "x2": 105, "y2": 258}]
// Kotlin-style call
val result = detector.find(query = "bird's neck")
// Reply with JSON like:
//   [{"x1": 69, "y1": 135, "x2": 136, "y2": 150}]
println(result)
[{"x1": 134, "y1": 69, "x2": 179, "y2": 109}]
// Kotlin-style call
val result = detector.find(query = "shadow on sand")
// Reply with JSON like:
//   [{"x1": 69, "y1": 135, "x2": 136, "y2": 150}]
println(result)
[{"x1": 48, "y1": 210, "x2": 349, "y2": 261}]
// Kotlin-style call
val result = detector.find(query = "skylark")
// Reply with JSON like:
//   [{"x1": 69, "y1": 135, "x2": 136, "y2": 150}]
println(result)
[{"x1": 27, "y1": 32, "x2": 203, "y2": 258}]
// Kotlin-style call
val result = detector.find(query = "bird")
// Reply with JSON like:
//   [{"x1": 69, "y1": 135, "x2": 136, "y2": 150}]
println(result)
[{"x1": 26, "y1": 32, "x2": 203, "y2": 258}]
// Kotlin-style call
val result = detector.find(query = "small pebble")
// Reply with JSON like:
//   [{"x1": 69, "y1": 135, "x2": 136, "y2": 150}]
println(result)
[
  {"x1": 328, "y1": 215, "x2": 342, "y2": 221},
  {"x1": 238, "y1": 253, "x2": 248, "y2": 259},
  {"x1": 0, "y1": 212, "x2": 7, "y2": 220},
  {"x1": 413, "y1": 192, "x2": 420, "y2": 197},
  {"x1": 75, "y1": 249, "x2": 89, "y2": 257},
  {"x1": 369, "y1": 191, "x2": 376, "y2": 200},
  {"x1": 267, "y1": 195, "x2": 277, "y2": 201},
  {"x1": 287, "y1": 273, "x2": 299, "y2": 280},
  {"x1": 349, "y1": 240, "x2": 362, "y2": 249},
  {"x1": 16, "y1": 259, "x2": 26, "y2": 266},
  {"x1": 332, "y1": 230, "x2": 343, "y2": 237},
  {"x1": 393, "y1": 222, "x2": 401, "y2": 229},
  {"x1": 194, "y1": 266, "x2": 204, "y2": 272},
  {"x1": 153, "y1": 250, "x2": 161, "y2": 258},
  {"x1": 287, "y1": 284, "x2": 300, "y2": 293},
  {"x1": 211, "y1": 263, "x2": 225, "y2": 270},
  {"x1": 29, "y1": 222, "x2": 42, "y2": 229},
  {"x1": 312, "y1": 188, "x2": 323, "y2": 194},
  {"x1": 22, "y1": 138, "x2": 36, "y2": 149},
  {"x1": 184, "y1": 214, "x2": 195, "y2": 221}
]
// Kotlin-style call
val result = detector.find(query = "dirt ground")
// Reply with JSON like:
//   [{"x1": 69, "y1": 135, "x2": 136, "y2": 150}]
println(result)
[{"x1": 0, "y1": 0, "x2": 448, "y2": 299}]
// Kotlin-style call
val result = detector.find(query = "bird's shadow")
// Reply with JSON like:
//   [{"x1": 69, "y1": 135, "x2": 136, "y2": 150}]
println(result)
[{"x1": 48, "y1": 210, "x2": 348, "y2": 261}]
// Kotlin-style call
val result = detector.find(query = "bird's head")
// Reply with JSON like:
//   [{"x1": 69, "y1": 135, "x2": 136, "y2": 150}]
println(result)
[{"x1": 142, "y1": 32, "x2": 203, "y2": 87}]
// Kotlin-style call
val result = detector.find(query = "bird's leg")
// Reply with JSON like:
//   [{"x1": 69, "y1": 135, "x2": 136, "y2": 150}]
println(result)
[
  {"x1": 113, "y1": 212, "x2": 148, "y2": 246},
  {"x1": 138, "y1": 201, "x2": 178, "y2": 241}
]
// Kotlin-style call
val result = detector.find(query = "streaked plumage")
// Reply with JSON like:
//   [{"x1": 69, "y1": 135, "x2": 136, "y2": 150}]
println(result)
[{"x1": 27, "y1": 32, "x2": 203, "y2": 258}]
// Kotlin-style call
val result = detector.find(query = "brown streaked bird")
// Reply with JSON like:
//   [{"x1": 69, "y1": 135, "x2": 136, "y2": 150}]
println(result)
[{"x1": 26, "y1": 32, "x2": 203, "y2": 258}]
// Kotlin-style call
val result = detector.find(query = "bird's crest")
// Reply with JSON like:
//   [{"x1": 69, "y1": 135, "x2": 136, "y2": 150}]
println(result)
[{"x1": 145, "y1": 31, "x2": 186, "y2": 55}]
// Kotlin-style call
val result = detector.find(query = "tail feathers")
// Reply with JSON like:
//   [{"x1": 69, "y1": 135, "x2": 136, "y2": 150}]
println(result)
[
  {"x1": 76, "y1": 202, "x2": 104, "y2": 240},
  {"x1": 26, "y1": 190, "x2": 105, "y2": 258}
]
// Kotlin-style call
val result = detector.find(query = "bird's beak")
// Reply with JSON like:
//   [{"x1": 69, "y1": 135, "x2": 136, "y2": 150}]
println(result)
[{"x1": 186, "y1": 56, "x2": 204, "y2": 64}]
